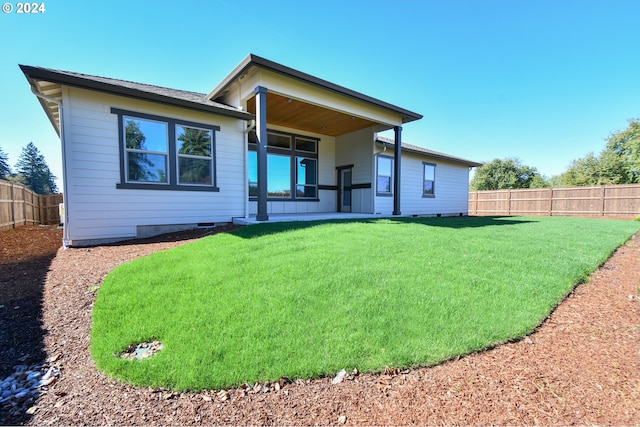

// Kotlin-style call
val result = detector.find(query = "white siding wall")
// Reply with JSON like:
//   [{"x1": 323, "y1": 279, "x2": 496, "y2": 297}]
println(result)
[
  {"x1": 335, "y1": 128, "x2": 375, "y2": 213},
  {"x1": 63, "y1": 88, "x2": 247, "y2": 245},
  {"x1": 373, "y1": 149, "x2": 470, "y2": 216}
]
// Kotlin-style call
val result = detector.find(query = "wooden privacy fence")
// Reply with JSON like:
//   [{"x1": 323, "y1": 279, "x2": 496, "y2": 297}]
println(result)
[
  {"x1": 469, "y1": 184, "x2": 640, "y2": 218},
  {"x1": 0, "y1": 180, "x2": 63, "y2": 231}
]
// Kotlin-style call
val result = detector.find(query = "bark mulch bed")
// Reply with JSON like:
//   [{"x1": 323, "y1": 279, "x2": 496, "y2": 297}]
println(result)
[{"x1": 1, "y1": 224, "x2": 639, "y2": 425}]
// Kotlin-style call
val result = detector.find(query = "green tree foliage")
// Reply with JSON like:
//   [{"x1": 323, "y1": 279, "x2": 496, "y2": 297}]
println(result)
[
  {"x1": 177, "y1": 127, "x2": 211, "y2": 184},
  {"x1": 0, "y1": 146, "x2": 10, "y2": 179},
  {"x1": 562, "y1": 118, "x2": 640, "y2": 186},
  {"x1": 15, "y1": 142, "x2": 58, "y2": 194},
  {"x1": 470, "y1": 158, "x2": 542, "y2": 190},
  {"x1": 125, "y1": 119, "x2": 156, "y2": 182}
]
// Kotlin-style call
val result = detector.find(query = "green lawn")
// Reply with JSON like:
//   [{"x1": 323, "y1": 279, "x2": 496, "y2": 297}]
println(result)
[{"x1": 90, "y1": 216, "x2": 639, "y2": 391}]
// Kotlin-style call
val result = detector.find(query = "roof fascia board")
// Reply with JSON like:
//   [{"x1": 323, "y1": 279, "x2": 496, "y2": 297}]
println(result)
[
  {"x1": 20, "y1": 65, "x2": 254, "y2": 121},
  {"x1": 208, "y1": 54, "x2": 423, "y2": 124},
  {"x1": 376, "y1": 139, "x2": 482, "y2": 167}
]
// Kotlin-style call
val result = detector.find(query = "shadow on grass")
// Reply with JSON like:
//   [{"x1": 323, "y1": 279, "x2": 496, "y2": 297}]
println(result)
[{"x1": 230, "y1": 216, "x2": 537, "y2": 239}]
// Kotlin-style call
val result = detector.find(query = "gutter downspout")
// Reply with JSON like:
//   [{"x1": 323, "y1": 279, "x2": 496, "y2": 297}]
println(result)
[
  {"x1": 30, "y1": 85, "x2": 70, "y2": 248},
  {"x1": 243, "y1": 119, "x2": 256, "y2": 219}
]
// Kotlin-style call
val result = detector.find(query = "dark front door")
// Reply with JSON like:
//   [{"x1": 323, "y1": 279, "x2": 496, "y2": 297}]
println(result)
[{"x1": 339, "y1": 168, "x2": 352, "y2": 212}]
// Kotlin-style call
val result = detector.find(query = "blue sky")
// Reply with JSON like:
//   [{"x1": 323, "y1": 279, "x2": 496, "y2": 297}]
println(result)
[{"x1": 1, "y1": 0, "x2": 639, "y2": 189}]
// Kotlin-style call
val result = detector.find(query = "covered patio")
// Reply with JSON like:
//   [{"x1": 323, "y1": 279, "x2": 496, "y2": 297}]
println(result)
[
  {"x1": 208, "y1": 54, "x2": 423, "y2": 222},
  {"x1": 232, "y1": 212, "x2": 401, "y2": 225}
]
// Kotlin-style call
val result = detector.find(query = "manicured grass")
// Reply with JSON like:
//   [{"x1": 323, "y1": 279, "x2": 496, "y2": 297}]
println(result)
[{"x1": 90, "y1": 216, "x2": 639, "y2": 391}]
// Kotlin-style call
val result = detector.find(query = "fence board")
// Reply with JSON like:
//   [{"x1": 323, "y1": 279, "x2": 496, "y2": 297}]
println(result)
[
  {"x1": 0, "y1": 180, "x2": 63, "y2": 231},
  {"x1": 469, "y1": 184, "x2": 640, "y2": 218}
]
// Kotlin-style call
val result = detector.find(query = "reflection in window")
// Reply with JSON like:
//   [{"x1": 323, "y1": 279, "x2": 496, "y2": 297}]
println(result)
[
  {"x1": 124, "y1": 117, "x2": 168, "y2": 183},
  {"x1": 268, "y1": 154, "x2": 291, "y2": 197},
  {"x1": 295, "y1": 137, "x2": 317, "y2": 153},
  {"x1": 267, "y1": 133, "x2": 291, "y2": 149},
  {"x1": 248, "y1": 151, "x2": 258, "y2": 197},
  {"x1": 247, "y1": 130, "x2": 319, "y2": 200},
  {"x1": 177, "y1": 125, "x2": 213, "y2": 185},
  {"x1": 423, "y1": 163, "x2": 436, "y2": 196},
  {"x1": 377, "y1": 156, "x2": 392, "y2": 194},
  {"x1": 296, "y1": 157, "x2": 317, "y2": 198}
]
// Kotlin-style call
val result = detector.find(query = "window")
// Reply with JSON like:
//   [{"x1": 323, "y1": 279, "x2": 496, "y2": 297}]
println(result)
[
  {"x1": 296, "y1": 157, "x2": 317, "y2": 198},
  {"x1": 176, "y1": 125, "x2": 213, "y2": 185},
  {"x1": 268, "y1": 154, "x2": 291, "y2": 197},
  {"x1": 123, "y1": 116, "x2": 168, "y2": 183},
  {"x1": 113, "y1": 109, "x2": 220, "y2": 191},
  {"x1": 377, "y1": 155, "x2": 393, "y2": 195},
  {"x1": 248, "y1": 130, "x2": 319, "y2": 200},
  {"x1": 248, "y1": 151, "x2": 258, "y2": 197},
  {"x1": 423, "y1": 162, "x2": 436, "y2": 197}
]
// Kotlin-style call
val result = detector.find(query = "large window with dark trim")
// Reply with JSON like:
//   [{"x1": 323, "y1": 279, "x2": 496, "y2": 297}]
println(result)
[
  {"x1": 376, "y1": 155, "x2": 393, "y2": 196},
  {"x1": 423, "y1": 162, "x2": 436, "y2": 197},
  {"x1": 248, "y1": 130, "x2": 319, "y2": 200},
  {"x1": 123, "y1": 116, "x2": 169, "y2": 183},
  {"x1": 112, "y1": 108, "x2": 220, "y2": 191}
]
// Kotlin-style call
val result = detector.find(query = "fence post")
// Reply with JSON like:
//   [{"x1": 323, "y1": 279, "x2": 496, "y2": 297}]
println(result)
[
  {"x1": 547, "y1": 188, "x2": 553, "y2": 216},
  {"x1": 507, "y1": 189, "x2": 512, "y2": 215},
  {"x1": 32, "y1": 191, "x2": 36, "y2": 224},
  {"x1": 10, "y1": 182, "x2": 15, "y2": 229},
  {"x1": 474, "y1": 192, "x2": 478, "y2": 215},
  {"x1": 600, "y1": 186, "x2": 606, "y2": 216}
]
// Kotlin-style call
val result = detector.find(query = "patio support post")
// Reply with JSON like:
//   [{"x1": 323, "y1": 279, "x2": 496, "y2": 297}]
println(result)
[
  {"x1": 255, "y1": 86, "x2": 269, "y2": 221},
  {"x1": 393, "y1": 125, "x2": 402, "y2": 215}
]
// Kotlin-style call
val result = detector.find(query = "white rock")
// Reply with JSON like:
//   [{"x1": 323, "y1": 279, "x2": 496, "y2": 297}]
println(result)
[{"x1": 332, "y1": 369, "x2": 347, "y2": 384}]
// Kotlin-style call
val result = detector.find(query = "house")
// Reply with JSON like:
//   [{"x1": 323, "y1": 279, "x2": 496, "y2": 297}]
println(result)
[{"x1": 21, "y1": 54, "x2": 481, "y2": 247}]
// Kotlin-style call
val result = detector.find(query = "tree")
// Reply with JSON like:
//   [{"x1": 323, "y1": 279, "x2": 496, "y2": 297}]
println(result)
[
  {"x1": 15, "y1": 142, "x2": 58, "y2": 194},
  {"x1": 561, "y1": 118, "x2": 640, "y2": 186},
  {"x1": 125, "y1": 119, "x2": 157, "y2": 182},
  {"x1": 177, "y1": 126, "x2": 211, "y2": 184},
  {"x1": 0, "y1": 146, "x2": 10, "y2": 179},
  {"x1": 470, "y1": 158, "x2": 541, "y2": 191}
]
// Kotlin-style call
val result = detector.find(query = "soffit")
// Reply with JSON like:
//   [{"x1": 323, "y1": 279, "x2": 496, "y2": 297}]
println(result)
[
  {"x1": 246, "y1": 92, "x2": 379, "y2": 137},
  {"x1": 33, "y1": 80, "x2": 62, "y2": 134}
]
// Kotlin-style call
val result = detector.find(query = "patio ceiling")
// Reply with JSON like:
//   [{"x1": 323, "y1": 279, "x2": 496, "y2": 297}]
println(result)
[{"x1": 246, "y1": 92, "x2": 379, "y2": 137}]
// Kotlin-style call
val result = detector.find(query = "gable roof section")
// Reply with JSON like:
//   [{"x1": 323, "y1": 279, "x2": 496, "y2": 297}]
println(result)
[
  {"x1": 20, "y1": 65, "x2": 254, "y2": 121},
  {"x1": 208, "y1": 54, "x2": 423, "y2": 125},
  {"x1": 376, "y1": 136, "x2": 482, "y2": 167}
]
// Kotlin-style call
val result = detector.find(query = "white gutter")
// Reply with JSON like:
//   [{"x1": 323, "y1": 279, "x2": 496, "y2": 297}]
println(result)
[{"x1": 30, "y1": 85, "x2": 70, "y2": 248}]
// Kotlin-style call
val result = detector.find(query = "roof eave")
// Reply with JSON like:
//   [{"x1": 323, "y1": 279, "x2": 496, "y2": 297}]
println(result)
[
  {"x1": 376, "y1": 138, "x2": 482, "y2": 167},
  {"x1": 22, "y1": 72, "x2": 61, "y2": 136},
  {"x1": 208, "y1": 54, "x2": 423, "y2": 124},
  {"x1": 20, "y1": 65, "x2": 254, "y2": 121}
]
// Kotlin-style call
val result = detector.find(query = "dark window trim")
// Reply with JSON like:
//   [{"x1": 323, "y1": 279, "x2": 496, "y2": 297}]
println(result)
[
  {"x1": 351, "y1": 183, "x2": 372, "y2": 190},
  {"x1": 422, "y1": 161, "x2": 436, "y2": 198},
  {"x1": 248, "y1": 128, "x2": 320, "y2": 202},
  {"x1": 112, "y1": 108, "x2": 221, "y2": 192},
  {"x1": 376, "y1": 154, "x2": 394, "y2": 196}
]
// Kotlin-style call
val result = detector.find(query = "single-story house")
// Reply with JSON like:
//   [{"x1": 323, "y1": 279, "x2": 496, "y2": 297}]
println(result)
[{"x1": 21, "y1": 54, "x2": 481, "y2": 247}]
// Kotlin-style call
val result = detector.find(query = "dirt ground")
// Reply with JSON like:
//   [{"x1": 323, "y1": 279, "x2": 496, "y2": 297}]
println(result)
[{"x1": 1, "y1": 224, "x2": 639, "y2": 425}]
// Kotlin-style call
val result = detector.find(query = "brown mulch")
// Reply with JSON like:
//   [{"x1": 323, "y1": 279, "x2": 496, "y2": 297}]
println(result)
[{"x1": 1, "y1": 224, "x2": 639, "y2": 425}]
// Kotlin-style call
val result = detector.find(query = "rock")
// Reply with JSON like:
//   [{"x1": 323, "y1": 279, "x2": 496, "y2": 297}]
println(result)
[
  {"x1": 332, "y1": 369, "x2": 347, "y2": 385},
  {"x1": 338, "y1": 415, "x2": 347, "y2": 424}
]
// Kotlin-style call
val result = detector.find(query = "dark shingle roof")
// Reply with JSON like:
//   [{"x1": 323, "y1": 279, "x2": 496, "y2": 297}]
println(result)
[
  {"x1": 376, "y1": 136, "x2": 482, "y2": 167},
  {"x1": 20, "y1": 65, "x2": 254, "y2": 120}
]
